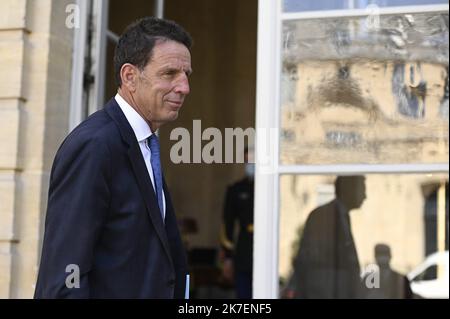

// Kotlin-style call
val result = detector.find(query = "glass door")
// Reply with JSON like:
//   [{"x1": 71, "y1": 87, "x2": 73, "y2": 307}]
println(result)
[{"x1": 254, "y1": 0, "x2": 449, "y2": 299}]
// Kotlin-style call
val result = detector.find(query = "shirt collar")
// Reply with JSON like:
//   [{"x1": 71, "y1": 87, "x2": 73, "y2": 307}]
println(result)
[{"x1": 115, "y1": 93, "x2": 153, "y2": 142}]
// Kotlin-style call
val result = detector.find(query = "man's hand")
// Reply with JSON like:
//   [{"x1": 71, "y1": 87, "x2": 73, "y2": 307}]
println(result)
[{"x1": 222, "y1": 258, "x2": 234, "y2": 282}]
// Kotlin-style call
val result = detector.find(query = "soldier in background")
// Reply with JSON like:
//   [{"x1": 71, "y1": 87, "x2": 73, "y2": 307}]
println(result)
[{"x1": 220, "y1": 147, "x2": 255, "y2": 299}]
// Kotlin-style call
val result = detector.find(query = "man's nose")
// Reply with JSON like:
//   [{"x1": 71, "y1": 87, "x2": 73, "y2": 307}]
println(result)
[{"x1": 174, "y1": 75, "x2": 190, "y2": 95}]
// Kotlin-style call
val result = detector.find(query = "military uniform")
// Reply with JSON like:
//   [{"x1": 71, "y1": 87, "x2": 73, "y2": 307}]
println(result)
[{"x1": 221, "y1": 176, "x2": 254, "y2": 298}]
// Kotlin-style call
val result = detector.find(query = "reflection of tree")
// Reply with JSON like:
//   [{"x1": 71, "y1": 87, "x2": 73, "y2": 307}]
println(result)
[
  {"x1": 307, "y1": 62, "x2": 393, "y2": 124},
  {"x1": 280, "y1": 223, "x2": 305, "y2": 296},
  {"x1": 290, "y1": 224, "x2": 305, "y2": 267}
]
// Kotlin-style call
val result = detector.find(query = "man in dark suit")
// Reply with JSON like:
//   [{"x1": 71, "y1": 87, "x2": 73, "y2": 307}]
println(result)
[
  {"x1": 34, "y1": 17, "x2": 193, "y2": 298},
  {"x1": 364, "y1": 244, "x2": 413, "y2": 299},
  {"x1": 220, "y1": 148, "x2": 254, "y2": 299},
  {"x1": 286, "y1": 176, "x2": 366, "y2": 299}
]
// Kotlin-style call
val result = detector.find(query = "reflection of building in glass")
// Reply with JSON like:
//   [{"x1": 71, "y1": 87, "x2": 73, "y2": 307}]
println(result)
[
  {"x1": 280, "y1": 12, "x2": 449, "y2": 165},
  {"x1": 281, "y1": 59, "x2": 448, "y2": 164},
  {"x1": 278, "y1": 11, "x2": 449, "y2": 299}
]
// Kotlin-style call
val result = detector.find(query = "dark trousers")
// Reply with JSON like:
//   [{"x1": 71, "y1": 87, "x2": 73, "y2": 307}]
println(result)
[{"x1": 235, "y1": 271, "x2": 252, "y2": 299}]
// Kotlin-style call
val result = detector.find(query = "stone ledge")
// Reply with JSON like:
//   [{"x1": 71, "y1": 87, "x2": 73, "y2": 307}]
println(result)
[{"x1": 0, "y1": 0, "x2": 29, "y2": 31}]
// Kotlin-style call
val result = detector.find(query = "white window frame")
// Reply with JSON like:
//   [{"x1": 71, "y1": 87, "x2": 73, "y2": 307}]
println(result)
[{"x1": 254, "y1": 0, "x2": 449, "y2": 299}]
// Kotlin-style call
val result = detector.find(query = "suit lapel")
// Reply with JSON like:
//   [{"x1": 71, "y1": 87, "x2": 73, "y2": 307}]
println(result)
[{"x1": 105, "y1": 98, "x2": 174, "y2": 272}]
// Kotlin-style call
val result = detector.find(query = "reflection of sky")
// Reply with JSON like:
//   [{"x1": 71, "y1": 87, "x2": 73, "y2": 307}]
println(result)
[{"x1": 284, "y1": 0, "x2": 448, "y2": 12}]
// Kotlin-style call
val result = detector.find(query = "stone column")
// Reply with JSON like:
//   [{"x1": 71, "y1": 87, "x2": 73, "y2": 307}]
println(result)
[{"x1": 0, "y1": 0, "x2": 74, "y2": 298}]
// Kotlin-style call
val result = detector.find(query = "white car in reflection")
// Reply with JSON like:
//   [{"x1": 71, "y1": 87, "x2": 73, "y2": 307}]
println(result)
[{"x1": 407, "y1": 251, "x2": 449, "y2": 299}]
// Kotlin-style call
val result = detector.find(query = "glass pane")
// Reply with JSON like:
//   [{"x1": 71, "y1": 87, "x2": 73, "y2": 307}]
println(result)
[
  {"x1": 280, "y1": 12, "x2": 449, "y2": 165},
  {"x1": 416, "y1": 265, "x2": 438, "y2": 280},
  {"x1": 278, "y1": 174, "x2": 449, "y2": 299},
  {"x1": 283, "y1": 0, "x2": 449, "y2": 13}
]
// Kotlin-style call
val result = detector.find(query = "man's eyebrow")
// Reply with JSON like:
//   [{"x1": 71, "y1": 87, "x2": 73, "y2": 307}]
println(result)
[{"x1": 160, "y1": 65, "x2": 192, "y2": 75}]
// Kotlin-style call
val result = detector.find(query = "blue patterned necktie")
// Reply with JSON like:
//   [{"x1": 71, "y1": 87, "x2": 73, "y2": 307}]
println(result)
[{"x1": 148, "y1": 134, "x2": 164, "y2": 220}]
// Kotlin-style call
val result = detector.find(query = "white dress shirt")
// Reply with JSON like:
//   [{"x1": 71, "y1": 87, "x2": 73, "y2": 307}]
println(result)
[{"x1": 115, "y1": 93, "x2": 166, "y2": 220}]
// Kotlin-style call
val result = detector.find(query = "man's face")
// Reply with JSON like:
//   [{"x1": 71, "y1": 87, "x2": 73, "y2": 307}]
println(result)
[{"x1": 134, "y1": 40, "x2": 192, "y2": 129}]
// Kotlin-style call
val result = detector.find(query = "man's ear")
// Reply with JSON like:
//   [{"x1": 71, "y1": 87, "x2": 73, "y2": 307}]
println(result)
[{"x1": 120, "y1": 63, "x2": 137, "y2": 92}]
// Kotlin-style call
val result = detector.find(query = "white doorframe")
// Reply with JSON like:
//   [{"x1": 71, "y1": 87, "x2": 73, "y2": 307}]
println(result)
[
  {"x1": 254, "y1": 0, "x2": 282, "y2": 299},
  {"x1": 69, "y1": 0, "x2": 89, "y2": 132},
  {"x1": 89, "y1": 0, "x2": 110, "y2": 115}
]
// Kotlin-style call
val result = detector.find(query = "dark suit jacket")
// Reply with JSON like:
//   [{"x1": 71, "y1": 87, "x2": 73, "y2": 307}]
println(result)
[
  {"x1": 222, "y1": 177, "x2": 254, "y2": 273},
  {"x1": 289, "y1": 199, "x2": 362, "y2": 299},
  {"x1": 34, "y1": 98, "x2": 188, "y2": 298}
]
